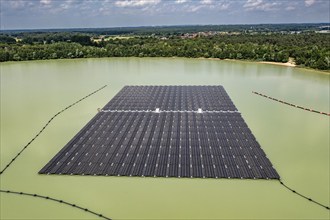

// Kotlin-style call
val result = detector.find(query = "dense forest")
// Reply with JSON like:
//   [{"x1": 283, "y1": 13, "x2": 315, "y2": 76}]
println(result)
[{"x1": 0, "y1": 24, "x2": 329, "y2": 70}]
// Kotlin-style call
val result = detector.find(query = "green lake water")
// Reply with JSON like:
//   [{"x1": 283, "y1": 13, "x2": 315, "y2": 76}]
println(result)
[{"x1": 0, "y1": 58, "x2": 329, "y2": 219}]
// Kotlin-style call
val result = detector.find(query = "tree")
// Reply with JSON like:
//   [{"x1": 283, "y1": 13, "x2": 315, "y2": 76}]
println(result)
[
  {"x1": 0, "y1": 35, "x2": 16, "y2": 44},
  {"x1": 71, "y1": 35, "x2": 92, "y2": 46}
]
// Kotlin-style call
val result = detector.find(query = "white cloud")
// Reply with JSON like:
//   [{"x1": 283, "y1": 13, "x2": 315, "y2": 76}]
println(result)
[
  {"x1": 285, "y1": 6, "x2": 295, "y2": 11},
  {"x1": 184, "y1": 0, "x2": 229, "y2": 12},
  {"x1": 218, "y1": 3, "x2": 229, "y2": 10},
  {"x1": 244, "y1": 0, "x2": 279, "y2": 11},
  {"x1": 9, "y1": 0, "x2": 27, "y2": 9},
  {"x1": 201, "y1": 0, "x2": 213, "y2": 5},
  {"x1": 305, "y1": 0, "x2": 316, "y2": 7},
  {"x1": 5, "y1": 0, "x2": 36, "y2": 11},
  {"x1": 60, "y1": 0, "x2": 75, "y2": 10},
  {"x1": 40, "y1": 0, "x2": 51, "y2": 5},
  {"x1": 244, "y1": 0, "x2": 263, "y2": 8},
  {"x1": 175, "y1": 0, "x2": 187, "y2": 4},
  {"x1": 188, "y1": 5, "x2": 203, "y2": 12},
  {"x1": 115, "y1": 0, "x2": 161, "y2": 7}
]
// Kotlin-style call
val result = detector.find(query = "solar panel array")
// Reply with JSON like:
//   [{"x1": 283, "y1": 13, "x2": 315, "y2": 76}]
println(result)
[
  {"x1": 40, "y1": 86, "x2": 279, "y2": 179},
  {"x1": 103, "y1": 86, "x2": 237, "y2": 111}
]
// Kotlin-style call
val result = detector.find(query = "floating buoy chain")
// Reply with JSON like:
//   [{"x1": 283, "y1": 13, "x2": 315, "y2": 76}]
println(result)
[
  {"x1": 0, "y1": 189, "x2": 111, "y2": 219},
  {"x1": 279, "y1": 180, "x2": 329, "y2": 210},
  {"x1": 252, "y1": 91, "x2": 330, "y2": 116},
  {"x1": 0, "y1": 85, "x2": 107, "y2": 175}
]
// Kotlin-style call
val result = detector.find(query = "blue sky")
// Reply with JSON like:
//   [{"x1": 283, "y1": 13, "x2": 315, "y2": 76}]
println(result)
[{"x1": 1, "y1": 0, "x2": 329, "y2": 30}]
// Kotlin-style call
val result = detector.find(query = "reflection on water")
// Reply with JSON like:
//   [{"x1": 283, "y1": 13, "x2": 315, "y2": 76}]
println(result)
[{"x1": 1, "y1": 58, "x2": 329, "y2": 219}]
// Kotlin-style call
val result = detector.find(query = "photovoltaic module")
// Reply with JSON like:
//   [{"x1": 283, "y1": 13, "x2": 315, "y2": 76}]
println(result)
[{"x1": 39, "y1": 86, "x2": 279, "y2": 179}]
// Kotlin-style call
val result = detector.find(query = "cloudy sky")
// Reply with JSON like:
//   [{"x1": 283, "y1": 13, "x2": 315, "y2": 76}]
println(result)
[{"x1": 1, "y1": 0, "x2": 329, "y2": 30}]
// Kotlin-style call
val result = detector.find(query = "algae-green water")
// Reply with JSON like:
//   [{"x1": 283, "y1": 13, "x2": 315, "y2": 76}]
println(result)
[{"x1": 1, "y1": 58, "x2": 329, "y2": 219}]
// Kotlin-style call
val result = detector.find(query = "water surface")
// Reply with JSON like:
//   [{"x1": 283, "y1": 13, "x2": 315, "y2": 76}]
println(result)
[{"x1": 1, "y1": 58, "x2": 329, "y2": 219}]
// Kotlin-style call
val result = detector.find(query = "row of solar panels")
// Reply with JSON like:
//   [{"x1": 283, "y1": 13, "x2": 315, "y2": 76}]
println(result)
[
  {"x1": 44, "y1": 142, "x2": 268, "y2": 166},
  {"x1": 62, "y1": 112, "x2": 259, "y2": 148},
  {"x1": 44, "y1": 151, "x2": 270, "y2": 170},
  {"x1": 103, "y1": 86, "x2": 237, "y2": 111},
  {"x1": 84, "y1": 112, "x2": 251, "y2": 131},
  {"x1": 45, "y1": 144, "x2": 266, "y2": 162},
  {"x1": 43, "y1": 159, "x2": 277, "y2": 179}
]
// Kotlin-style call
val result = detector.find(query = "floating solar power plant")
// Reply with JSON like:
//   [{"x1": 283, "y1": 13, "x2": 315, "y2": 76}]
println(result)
[
  {"x1": 103, "y1": 86, "x2": 237, "y2": 111},
  {"x1": 40, "y1": 86, "x2": 279, "y2": 179}
]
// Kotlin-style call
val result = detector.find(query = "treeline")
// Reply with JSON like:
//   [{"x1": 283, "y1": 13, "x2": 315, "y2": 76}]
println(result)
[
  {"x1": 0, "y1": 33, "x2": 329, "y2": 70},
  {"x1": 9, "y1": 33, "x2": 94, "y2": 46}
]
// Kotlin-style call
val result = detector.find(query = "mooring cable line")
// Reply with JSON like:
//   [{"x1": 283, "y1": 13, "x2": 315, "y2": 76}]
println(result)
[
  {"x1": 252, "y1": 91, "x2": 330, "y2": 116},
  {"x1": 0, "y1": 189, "x2": 111, "y2": 220},
  {"x1": 0, "y1": 85, "x2": 107, "y2": 175},
  {"x1": 253, "y1": 91, "x2": 329, "y2": 210},
  {"x1": 279, "y1": 180, "x2": 329, "y2": 210}
]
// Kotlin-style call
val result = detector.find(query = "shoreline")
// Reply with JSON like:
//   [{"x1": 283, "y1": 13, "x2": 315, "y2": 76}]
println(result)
[
  {"x1": 1, "y1": 56, "x2": 329, "y2": 74},
  {"x1": 197, "y1": 57, "x2": 296, "y2": 67},
  {"x1": 223, "y1": 58, "x2": 330, "y2": 74},
  {"x1": 198, "y1": 57, "x2": 329, "y2": 74}
]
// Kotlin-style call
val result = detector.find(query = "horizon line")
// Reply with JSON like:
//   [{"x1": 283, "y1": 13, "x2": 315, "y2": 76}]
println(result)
[{"x1": 1, "y1": 22, "x2": 329, "y2": 32}]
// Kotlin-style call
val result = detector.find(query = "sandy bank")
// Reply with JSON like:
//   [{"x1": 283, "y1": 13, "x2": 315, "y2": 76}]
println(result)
[
  {"x1": 223, "y1": 57, "x2": 296, "y2": 67},
  {"x1": 258, "y1": 61, "x2": 296, "y2": 67}
]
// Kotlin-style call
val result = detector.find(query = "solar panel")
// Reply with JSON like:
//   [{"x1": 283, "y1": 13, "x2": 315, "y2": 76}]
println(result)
[{"x1": 39, "y1": 86, "x2": 279, "y2": 179}]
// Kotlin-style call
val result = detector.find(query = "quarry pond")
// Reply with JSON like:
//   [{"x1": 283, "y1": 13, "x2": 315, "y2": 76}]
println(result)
[{"x1": 1, "y1": 58, "x2": 329, "y2": 219}]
